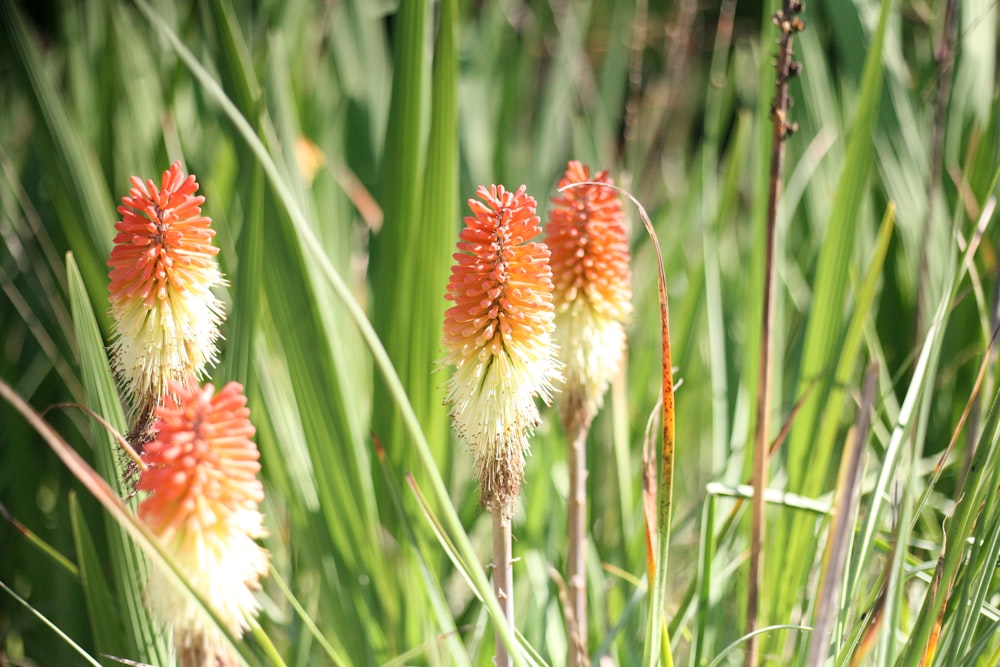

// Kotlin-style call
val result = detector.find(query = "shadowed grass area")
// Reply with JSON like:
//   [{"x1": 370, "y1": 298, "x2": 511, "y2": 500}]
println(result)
[{"x1": 2, "y1": 1, "x2": 999, "y2": 665}]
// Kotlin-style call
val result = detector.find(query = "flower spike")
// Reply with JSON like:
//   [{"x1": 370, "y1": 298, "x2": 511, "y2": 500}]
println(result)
[
  {"x1": 442, "y1": 184, "x2": 561, "y2": 514},
  {"x1": 108, "y1": 162, "x2": 226, "y2": 416},
  {"x1": 139, "y1": 378, "x2": 268, "y2": 666},
  {"x1": 547, "y1": 161, "x2": 632, "y2": 430}
]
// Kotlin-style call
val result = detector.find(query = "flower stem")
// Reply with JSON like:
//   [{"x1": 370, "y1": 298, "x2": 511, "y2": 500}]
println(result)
[
  {"x1": 493, "y1": 508, "x2": 515, "y2": 667},
  {"x1": 567, "y1": 415, "x2": 590, "y2": 667}
]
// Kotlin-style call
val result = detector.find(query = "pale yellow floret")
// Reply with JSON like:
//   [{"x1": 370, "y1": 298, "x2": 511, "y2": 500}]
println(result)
[
  {"x1": 445, "y1": 335, "x2": 562, "y2": 509},
  {"x1": 144, "y1": 509, "x2": 268, "y2": 645},
  {"x1": 109, "y1": 273, "x2": 224, "y2": 406},
  {"x1": 554, "y1": 298, "x2": 627, "y2": 427}
]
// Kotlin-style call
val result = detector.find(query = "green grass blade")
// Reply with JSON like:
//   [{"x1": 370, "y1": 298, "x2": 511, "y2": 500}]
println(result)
[
  {"x1": 67, "y1": 252, "x2": 170, "y2": 666},
  {"x1": 410, "y1": 0, "x2": 459, "y2": 469},
  {"x1": 68, "y1": 491, "x2": 124, "y2": 666},
  {"x1": 370, "y1": 0, "x2": 444, "y2": 477},
  {"x1": 0, "y1": 579, "x2": 103, "y2": 667},
  {"x1": 0, "y1": 2, "x2": 114, "y2": 310}
]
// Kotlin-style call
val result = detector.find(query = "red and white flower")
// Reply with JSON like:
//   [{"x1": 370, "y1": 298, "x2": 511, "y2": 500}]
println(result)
[
  {"x1": 139, "y1": 379, "x2": 268, "y2": 665},
  {"x1": 546, "y1": 162, "x2": 632, "y2": 429},
  {"x1": 442, "y1": 184, "x2": 561, "y2": 512},
  {"x1": 108, "y1": 162, "x2": 225, "y2": 411}
]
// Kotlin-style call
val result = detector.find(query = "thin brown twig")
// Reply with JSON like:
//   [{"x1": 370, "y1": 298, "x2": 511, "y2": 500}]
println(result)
[
  {"x1": 566, "y1": 410, "x2": 591, "y2": 667},
  {"x1": 747, "y1": 3, "x2": 804, "y2": 665},
  {"x1": 41, "y1": 402, "x2": 145, "y2": 471}
]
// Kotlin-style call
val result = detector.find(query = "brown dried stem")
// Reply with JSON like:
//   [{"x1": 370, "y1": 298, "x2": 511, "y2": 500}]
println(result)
[
  {"x1": 565, "y1": 403, "x2": 591, "y2": 667},
  {"x1": 747, "y1": 2, "x2": 804, "y2": 665}
]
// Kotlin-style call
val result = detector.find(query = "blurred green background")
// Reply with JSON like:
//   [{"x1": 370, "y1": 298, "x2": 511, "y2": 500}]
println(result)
[{"x1": 2, "y1": 0, "x2": 1000, "y2": 665}]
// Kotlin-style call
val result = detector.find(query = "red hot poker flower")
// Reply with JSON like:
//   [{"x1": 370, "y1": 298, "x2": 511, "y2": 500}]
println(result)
[
  {"x1": 139, "y1": 379, "x2": 268, "y2": 666},
  {"x1": 546, "y1": 161, "x2": 632, "y2": 429},
  {"x1": 107, "y1": 162, "x2": 225, "y2": 412},
  {"x1": 442, "y1": 184, "x2": 561, "y2": 513}
]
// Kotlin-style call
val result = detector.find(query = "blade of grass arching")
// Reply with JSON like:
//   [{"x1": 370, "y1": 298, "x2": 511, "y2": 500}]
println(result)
[
  {"x1": 134, "y1": 5, "x2": 535, "y2": 661},
  {"x1": 68, "y1": 491, "x2": 126, "y2": 665},
  {"x1": 67, "y1": 253, "x2": 169, "y2": 666},
  {"x1": 771, "y1": 0, "x2": 892, "y2": 632},
  {"x1": 371, "y1": 0, "x2": 432, "y2": 467},
  {"x1": 0, "y1": 2, "x2": 114, "y2": 308},
  {"x1": 804, "y1": 364, "x2": 877, "y2": 667},
  {"x1": 0, "y1": 378, "x2": 272, "y2": 667},
  {"x1": 0, "y1": 580, "x2": 103, "y2": 667},
  {"x1": 706, "y1": 625, "x2": 813, "y2": 667},
  {"x1": 604, "y1": 187, "x2": 676, "y2": 667}
]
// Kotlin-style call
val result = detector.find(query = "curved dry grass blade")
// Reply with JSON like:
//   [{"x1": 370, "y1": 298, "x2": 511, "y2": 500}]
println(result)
[
  {"x1": 42, "y1": 402, "x2": 145, "y2": 471},
  {"x1": 559, "y1": 180, "x2": 675, "y2": 667}
]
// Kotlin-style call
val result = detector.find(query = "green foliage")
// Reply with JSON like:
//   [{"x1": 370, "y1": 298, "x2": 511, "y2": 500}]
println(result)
[{"x1": 2, "y1": 0, "x2": 1000, "y2": 666}]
